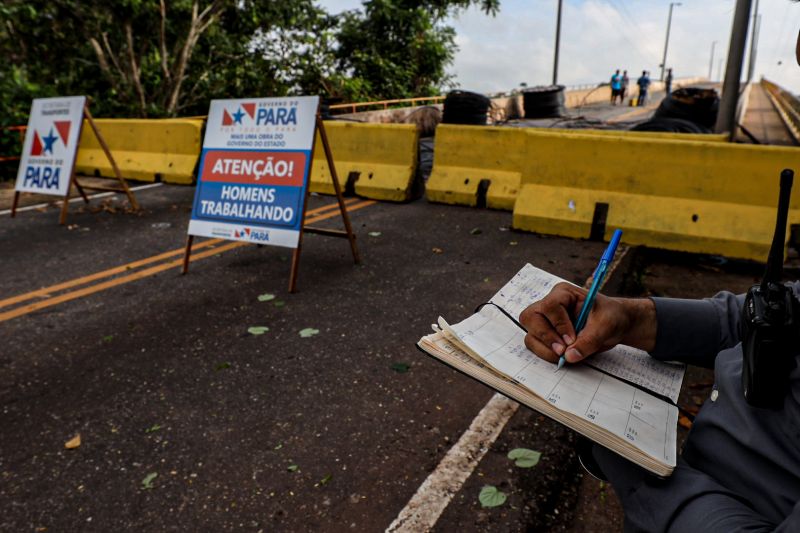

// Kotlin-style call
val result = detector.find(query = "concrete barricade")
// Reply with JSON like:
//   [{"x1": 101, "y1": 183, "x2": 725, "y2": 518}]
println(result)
[
  {"x1": 512, "y1": 132, "x2": 800, "y2": 261},
  {"x1": 426, "y1": 125, "x2": 728, "y2": 211},
  {"x1": 74, "y1": 119, "x2": 203, "y2": 185},
  {"x1": 310, "y1": 121, "x2": 419, "y2": 202}
]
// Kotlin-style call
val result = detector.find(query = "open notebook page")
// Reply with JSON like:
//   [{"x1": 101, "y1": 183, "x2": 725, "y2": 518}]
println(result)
[
  {"x1": 440, "y1": 305, "x2": 677, "y2": 468},
  {"x1": 490, "y1": 264, "x2": 685, "y2": 404}
]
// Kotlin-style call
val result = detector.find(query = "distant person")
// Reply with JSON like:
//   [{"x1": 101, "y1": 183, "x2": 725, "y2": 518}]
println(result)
[
  {"x1": 610, "y1": 69, "x2": 622, "y2": 105},
  {"x1": 620, "y1": 70, "x2": 630, "y2": 104},
  {"x1": 636, "y1": 70, "x2": 651, "y2": 106},
  {"x1": 665, "y1": 68, "x2": 674, "y2": 96}
]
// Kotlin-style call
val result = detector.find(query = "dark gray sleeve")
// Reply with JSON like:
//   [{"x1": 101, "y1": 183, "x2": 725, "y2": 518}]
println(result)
[
  {"x1": 593, "y1": 446, "x2": 796, "y2": 532},
  {"x1": 649, "y1": 291, "x2": 745, "y2": 368}
]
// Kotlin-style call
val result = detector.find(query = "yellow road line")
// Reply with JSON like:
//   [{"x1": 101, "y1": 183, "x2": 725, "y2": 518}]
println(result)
[
  {"x1": 0, "y1": 198, "x2": 360, "y2": 310},
  {"x1": 0, "y1": 200, "x2": 375, "y2": 323}
]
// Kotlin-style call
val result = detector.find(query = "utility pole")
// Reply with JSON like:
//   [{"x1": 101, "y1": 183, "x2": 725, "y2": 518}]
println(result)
[
  {"x1": 709, "y1": 41, "x2": 718, "y2": 80},
  {"x1": 715, "y1": 0, "x2": 753, "y2": 136},
  {"x1": 660, "y1": 2, "x2": 681, "y2": 81},
  {"x1": 747, "y1": 13, "x2": 762, "y2": 82},
  {"x1": 553, "y1": 0, "x2": 563, "y2": 85},
  {"x1": 718, "y1": 58, "x2": 725, "y2": 82}
]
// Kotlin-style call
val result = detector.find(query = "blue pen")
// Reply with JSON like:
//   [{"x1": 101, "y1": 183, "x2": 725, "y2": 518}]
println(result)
[{"x1": 557, "y1": 229, "x2": 623, "y2": 370}]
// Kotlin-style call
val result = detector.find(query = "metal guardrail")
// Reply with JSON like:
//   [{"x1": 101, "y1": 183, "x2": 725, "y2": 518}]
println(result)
[
  {"x1": 761, "y1": 79, "x2": 800, "y2": 143},
  {"x1": 328, "y1": 96, "x2": 446, "y2": 114}
]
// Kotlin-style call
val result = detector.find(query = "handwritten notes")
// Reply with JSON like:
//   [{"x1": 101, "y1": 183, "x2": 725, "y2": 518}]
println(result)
[
  {"x1": 440, "y1": 305, "x2": 678, "y2": 467},
  {"x1": 490, "y1": 264, "x2": 684, "y2": 403}
]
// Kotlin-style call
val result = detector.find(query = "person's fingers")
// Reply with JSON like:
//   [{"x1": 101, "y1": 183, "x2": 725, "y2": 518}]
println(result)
[
  {"x1": 524, "y1": 332, "x2": 561, "y2": 364},
  {"x1": 522, "y1": 311, "x2": 566, "y2": 356},
  {"x1": 566, "y1": 323, "x2": 608, "y2": 363},
  {"x1": 538, "y1": 299, "x2": 577, "y2": 342}
]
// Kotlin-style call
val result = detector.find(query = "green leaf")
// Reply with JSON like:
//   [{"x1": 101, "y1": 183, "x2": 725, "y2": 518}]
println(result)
[
  {"x1": 145, "y1": 424, "x2": 162, "y2": 433},
  {"x1": 274, "y1": 443, "x2": 283, "y2": 450},
  {"x1": 141, "y1": 472, "x2": 158, "y2": 490},
  {"x1": 102, "y1": 335, "x2": 114, "y2": 343},
  {"x1": 319, "y1": 474, "x2": 332, "y2": 485},
  {"x1": 273, "y1": 300, "x2": 286, "y2": 307},
  {"x1": 390, "y1": 362, "x2": 411, "y2": 373},
  {"x1": 287, "y1": 464, "x2": 299, "y2": 472},
  {"x1": 368, "y1": 231, "x2": 382, "y2": 237},
  {"x1": 216, "y1": 362, "x2": 231, "y2": 371},
  {"x1": 299, "y1": 328, "x2": 319, "y2": 338},
  {"x1": 248, "y1": 326, "x2": 270, "y2": 335},
  {"x1": 257, "y1": 293, "x2": 276, "y2": 302},
  {"x1": 478, "y1": 485, "x2": 506, "y2": 507},
  {"x1": 507, "y1": 448, "x2": 541, "y2": 468},
  {"x1": 470, "y1": 227, "x2": 482, "y2": 235}
]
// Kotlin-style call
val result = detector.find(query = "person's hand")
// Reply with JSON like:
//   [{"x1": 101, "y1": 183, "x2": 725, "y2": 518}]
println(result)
[{"x1": 518, "y1": 282, "x2": 657, "y2": 364}]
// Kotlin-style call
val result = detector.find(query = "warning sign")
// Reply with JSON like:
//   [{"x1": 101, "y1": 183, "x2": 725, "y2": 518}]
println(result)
[
  {"x1": 187, "y1": 96, "x2": 320, "y2": 248},
  {"x1": 15, "y1": 96, "x2": 86, "y2": 197}
]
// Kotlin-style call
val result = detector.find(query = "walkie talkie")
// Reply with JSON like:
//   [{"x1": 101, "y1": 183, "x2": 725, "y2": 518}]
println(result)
[{"x1": 741, "y1": 169, "x2": 799, "y2": 409}]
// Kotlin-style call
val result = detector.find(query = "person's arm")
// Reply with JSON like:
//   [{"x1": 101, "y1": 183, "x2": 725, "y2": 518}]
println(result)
[
  {"x1": 593, "y1": 446, "x2": 798, "y2": 532},
  {"x1": 648, "y1": 291, "x2": 743, "y2": 368}
]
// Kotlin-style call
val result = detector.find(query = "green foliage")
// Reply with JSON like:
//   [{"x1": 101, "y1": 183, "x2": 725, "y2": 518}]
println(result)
[
  {"x1": 478, "y1": 484, "x2": 507, "y2": 507},
  {"x1": 507, "y1": 448, "x2": 541, "y2": 468},
  {"x1": 0, "y1": 0, "x2": 499, "y2": 175},
  {"x1": 334, "y1": 0, "x2": 498, "y2": 100}
]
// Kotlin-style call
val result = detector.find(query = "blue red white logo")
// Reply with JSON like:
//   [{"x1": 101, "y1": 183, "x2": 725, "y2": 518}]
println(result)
[
  {"x1": 30, "y1": 121, "x2": 71, "y2": 156},
  {"x1": 222, "y1": 103, "x2": 256, "y2": 126},
  {"x1": 234, "y1": 228, "x2": 251, "y2": 239}
]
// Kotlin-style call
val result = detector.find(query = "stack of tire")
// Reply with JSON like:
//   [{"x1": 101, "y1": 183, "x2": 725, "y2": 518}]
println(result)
[
  {"x1": 442, "y1": 91, "x2": 491, "y2": 125},
  {"x1": 522, "y1": 85, "x2": 566, "y2": 119},
  {"x1": 632, "y1": 87, "x2": 719, "y2": 134}
]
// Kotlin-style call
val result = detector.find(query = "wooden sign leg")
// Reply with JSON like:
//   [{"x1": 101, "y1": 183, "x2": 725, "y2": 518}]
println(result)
[
  {"x1": 83, "y1": 105, "x2": 140, "y2": 211},
  {"x1": 316, "y1": 116, "x2": 361, "y2": 265},
  {"x1": 289, "y1": 186, "x2": 312, "y2": 293},
  {"x1": 181, "y1": 235, "x2": 194, "y2": 275},
  {"x1": 58, "y1": 190, "x2": 71, "y2": 225},
  {"x1": 73, "y1": 178, "x2": 90, "y2": 203},
  {"x1": 10, "y1": 191, "x2": 20, "y2": 218}
]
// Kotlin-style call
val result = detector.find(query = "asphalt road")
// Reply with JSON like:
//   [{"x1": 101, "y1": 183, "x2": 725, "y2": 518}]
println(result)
[{"x1": 1, "y1": 185, "x2": 617, "y2": 531}]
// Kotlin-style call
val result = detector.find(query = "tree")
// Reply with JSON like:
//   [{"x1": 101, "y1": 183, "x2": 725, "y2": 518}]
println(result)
[
  {"x1": 332, "y1": 0, "x2": 499, "y2": 101},
  {"x1": 0, "y1": 0, "x2": 327, "y2": 118}
]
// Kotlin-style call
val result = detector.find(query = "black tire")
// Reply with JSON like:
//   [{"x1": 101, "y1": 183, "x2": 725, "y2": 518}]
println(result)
[
  {"x1": 522, "y1": 85, "x2": 566, "y2": 118},
  {"x1": 630, "y1": 117, "x2": 710, "y2": 134},
  {"x1": 654, "y1": 87, "x2": 719, "y2": 129},
  {"x1": 442, "y1": 91, "x2": 490, "y2": 125}
]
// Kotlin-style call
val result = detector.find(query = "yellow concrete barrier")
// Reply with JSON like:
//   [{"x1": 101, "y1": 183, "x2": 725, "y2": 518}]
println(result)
[
  {"x1": 426, "y1": 125, "x2": 728, "y2": 212},
  {"x1": 310, "y1": 121, "x2": 419, "y2": 202},
  {"x1": 512, "y1": 132, "x2": 800, "y2": 261},
  {"x1": 74, "y1": 119, "x2": 203, "y2": 185},
  {"x1": 426, "y1": 125, "x2": 525, "y2": 210}
]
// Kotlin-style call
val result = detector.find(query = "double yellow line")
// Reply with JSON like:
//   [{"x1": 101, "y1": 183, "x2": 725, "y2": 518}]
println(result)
[{"x1": 0, "y1": 199, "x2": 375, "y2": 323}]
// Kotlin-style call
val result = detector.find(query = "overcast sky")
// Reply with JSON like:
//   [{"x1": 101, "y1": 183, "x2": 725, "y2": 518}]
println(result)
[{"x1": 317, "y1": 0, "x2": 800, "y2": 93}]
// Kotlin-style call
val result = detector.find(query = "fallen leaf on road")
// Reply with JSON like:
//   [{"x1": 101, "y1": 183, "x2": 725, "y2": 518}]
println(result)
[
  {"x1": 145, "y1": 424, "x2": 162, "y2": 433},
  {"x1": 216, "y1": 362, "x2": 231, "y2": 371},
  {"x1": 478, "y1": 485, "x2": 506, "y2": 507},
  {"x1": 64, "y1": 434, "x2": 81, "y2": 449},
  {"x1": 432, "y1": 247, "x2": 443, "y2": 254},
  {"x1": 319, "y1": 474, "x2": 333, "y2": 485},
  {"x1": 299, "y1": 328, "x2": 319, "y2": 338},
  {"x1": 470, "y1": 227, "x2": 482, "y2": 235},
  {"x1": 390, "y1": 362, "x2": 410, "y2": 373},
  {"x1": 141, "y1": 472, "x2": 157, "y2": 490},
  {"x1": 678, "y1": 415, "x2": 693, "y2": 430},
  {"x1": 248, "y1": 326, "x2": 270, "y2": 335},
  {"x1": 507, "y1": 448, "x2": 541, "y2": 468},
  {"x1": 287, "y1": 464, "x2": 299, "y2": 472},
  {"x1": 273, "y1": 300, "x2": 286, "y2": 307},
  {"x1": 257, "y1": 293, "x2": 276, "y2": 302},
  {"x1": 368, "y1": 232, "x2": 382, "y2": 237}
]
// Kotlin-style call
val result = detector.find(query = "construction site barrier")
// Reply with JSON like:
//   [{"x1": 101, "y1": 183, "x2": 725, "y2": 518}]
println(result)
[
  {"x1": 74, "y1": 119, "x2": 204, "y2": 185},
  {"x1": 511, "y1": 132, "x2": 800, "y2": 261},
  {"x1": 310, "y1": 121, "x2": 419, "y2": 202},
  {"x1": 426, "y1": 125, "x2": 729, "y2": 211}
]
